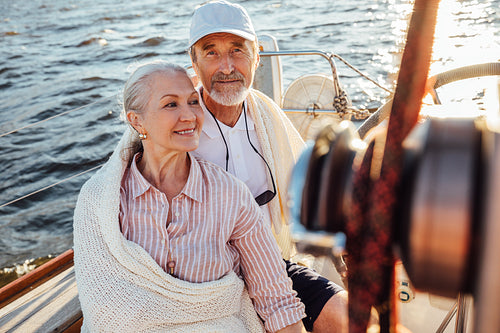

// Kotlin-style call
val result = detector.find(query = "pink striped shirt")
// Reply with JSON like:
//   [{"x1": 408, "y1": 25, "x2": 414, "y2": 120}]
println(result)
[{"x1": 119, "y1": 153, "x2": 305, "y2": 332}]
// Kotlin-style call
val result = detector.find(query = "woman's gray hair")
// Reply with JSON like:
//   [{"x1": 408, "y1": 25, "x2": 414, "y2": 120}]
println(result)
[{"x1": 122, "y1": 60, "x2": 188, "y2": 119}]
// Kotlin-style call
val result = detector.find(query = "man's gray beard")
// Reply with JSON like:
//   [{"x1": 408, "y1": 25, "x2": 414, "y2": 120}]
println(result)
[{"x1": 209, "y1": 85, "x2": 249, "y2": 106}]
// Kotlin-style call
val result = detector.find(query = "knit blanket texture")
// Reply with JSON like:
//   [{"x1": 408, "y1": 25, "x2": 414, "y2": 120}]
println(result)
[{"x1": 73, "y1": 127, "x2": 265, "y2": 332}]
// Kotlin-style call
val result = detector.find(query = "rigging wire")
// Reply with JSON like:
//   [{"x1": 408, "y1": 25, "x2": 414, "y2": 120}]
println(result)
[
  {"x1": 0, "y1": 164, "x2": 104, "y2": 209},
  {"x1": 0, "y1": 95, "x2": 117, "y2": 138},
  {"x1": 330, "y1": 53, "x2": 393, "y2": 95},
  {"x1": 0, "y1": 95, "x2": 115, "y2": 208}
]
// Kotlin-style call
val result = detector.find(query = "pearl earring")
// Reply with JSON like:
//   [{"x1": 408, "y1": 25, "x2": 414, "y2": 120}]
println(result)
[{"x1": 138, "y1": 132, "x2": 147, "y2": 140}]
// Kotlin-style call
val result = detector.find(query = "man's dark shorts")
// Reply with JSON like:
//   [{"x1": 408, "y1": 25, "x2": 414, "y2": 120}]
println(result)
[{"x1": 286, "y1": 259, "x2": 344, "y2": 332}]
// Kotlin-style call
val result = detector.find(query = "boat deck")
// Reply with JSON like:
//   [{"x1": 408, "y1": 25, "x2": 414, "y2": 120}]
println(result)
[{"x1": 0, "y1": 251, "x2": 82, "y2": 332}]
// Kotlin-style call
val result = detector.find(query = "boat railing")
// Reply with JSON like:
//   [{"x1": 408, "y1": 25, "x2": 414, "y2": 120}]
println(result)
[
  {"x1": 258, "y1": 49, "x2": 392, "y2": 120},
  {"x1": 260, "y1": 49, "x2": 392, "y2": 94}
]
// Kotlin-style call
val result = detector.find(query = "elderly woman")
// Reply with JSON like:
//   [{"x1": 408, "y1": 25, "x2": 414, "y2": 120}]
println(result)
[{"x1": 73, "y1": 60, "x2": 305, "y2": 333}]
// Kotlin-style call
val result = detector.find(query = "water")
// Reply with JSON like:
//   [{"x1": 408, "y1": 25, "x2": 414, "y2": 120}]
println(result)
[{"x1": 0, "y1": 0, "x2": 498, "y2": 276}]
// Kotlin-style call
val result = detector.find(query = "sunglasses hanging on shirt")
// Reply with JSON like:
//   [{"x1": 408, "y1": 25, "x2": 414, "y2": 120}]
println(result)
[{"x1": 206, "y1": 102, "x2": 277, "y2": 206}]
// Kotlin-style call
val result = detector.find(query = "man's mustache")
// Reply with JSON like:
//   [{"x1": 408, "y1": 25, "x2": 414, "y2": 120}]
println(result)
[{"x1": 211, "y1": 71, "x2": 245, "y2": 84}]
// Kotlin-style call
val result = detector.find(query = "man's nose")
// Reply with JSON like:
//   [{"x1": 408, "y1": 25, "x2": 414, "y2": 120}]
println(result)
[{"x1": 218, "y1": 53, "x2": 234, "y2": 74}]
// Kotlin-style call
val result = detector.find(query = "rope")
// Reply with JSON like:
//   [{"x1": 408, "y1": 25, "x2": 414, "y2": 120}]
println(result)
[
  {"x1": 0, "y1": 164, "x2": 103, "y2": 208},
  {"x1": 0, "y1": 95, "x2": 117, "y2": 138},
  {"x1": 348, "y1": 1, "x2": 440, "y2": 332},
  {"x1": 326, "y1": 53, "x2": 392, "y2": 120},
  {"x1": 356, "y1": 99, "x2": 393, "y2": 139},
  {"x1": 432, "y1": 62, "x2": 500, "y2": 89}
]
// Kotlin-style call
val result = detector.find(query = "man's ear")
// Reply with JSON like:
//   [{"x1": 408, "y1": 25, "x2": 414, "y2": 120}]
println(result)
[
  {"x1": 254, "y1": 52, "x2": 260, "y2": 70},
  {"x1": 190, "y1": 72, "x2": 200, "y2": 87},
  {"x1": 190, "y1": 55, "x2": 201, "y2": 88},
  {"x1": 189, "y1": 47, "x2": 199, "y2": 74},
  {"x1": 191, "y1": 60, "x2": 199, "y2": 77}
]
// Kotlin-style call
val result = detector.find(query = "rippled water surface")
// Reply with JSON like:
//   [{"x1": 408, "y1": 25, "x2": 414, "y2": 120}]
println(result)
[{"x1": 1, "y1": 0, "x2": 499, "y2": 271}]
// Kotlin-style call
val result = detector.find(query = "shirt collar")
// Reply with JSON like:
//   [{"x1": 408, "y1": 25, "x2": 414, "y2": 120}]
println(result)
[
  {"x1": 198, "y1": 87, "x2": 254, "y2": 139},
  {"x1": 128, "y1": 152, "x2": 202, "y2": 203},
  {"x1": 182, "y1": 152, "x2": 203, "y2": 203},
  {"x1": 128, "y1": 153, "x2": 152, "y2": 199}
]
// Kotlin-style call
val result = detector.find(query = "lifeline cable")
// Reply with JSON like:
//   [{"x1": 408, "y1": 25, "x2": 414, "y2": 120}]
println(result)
[
  {"x1": 0, "y1": 95, "x2": 117, "y2": 138},
  {"x1": 0, "y1": 164, "x2": 103, "y2": 208}
]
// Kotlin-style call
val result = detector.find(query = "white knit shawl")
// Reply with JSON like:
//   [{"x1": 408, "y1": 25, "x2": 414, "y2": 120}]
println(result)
[
  {"x1": 73, "y1": 127, "x2": 265, "y2": 333},
  {"x1": 246, "y1": 89, "x2": 306, "y2": 260}
]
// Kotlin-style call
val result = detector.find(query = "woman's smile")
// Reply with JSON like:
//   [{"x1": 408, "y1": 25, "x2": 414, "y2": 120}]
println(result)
[{"x1": 174, "y1": 128, "x2": 196, "y2": 135}]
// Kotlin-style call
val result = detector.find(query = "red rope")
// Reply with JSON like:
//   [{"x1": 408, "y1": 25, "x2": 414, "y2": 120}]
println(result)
[
  {"x1": 346, "y1": 1, "x2": 440, "y2": 332},
  {"x1": 346, "y1": 138, "x2": 376, "y2": 332}
]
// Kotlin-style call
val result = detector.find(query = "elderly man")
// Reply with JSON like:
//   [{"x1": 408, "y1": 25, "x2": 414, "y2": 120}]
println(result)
[{"x1": 190, "y1": 1, "x2": 348, "y2": 332}]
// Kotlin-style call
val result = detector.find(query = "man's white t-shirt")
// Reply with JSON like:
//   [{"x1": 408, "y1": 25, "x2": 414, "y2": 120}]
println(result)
[{"x1": 192, "y1": 97, "x2": 274, "y2": 225}]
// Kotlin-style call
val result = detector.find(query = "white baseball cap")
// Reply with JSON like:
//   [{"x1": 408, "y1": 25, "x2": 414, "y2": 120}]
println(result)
[{"x1": 188, "y1": 0, "x2": 257, "y2": 48}]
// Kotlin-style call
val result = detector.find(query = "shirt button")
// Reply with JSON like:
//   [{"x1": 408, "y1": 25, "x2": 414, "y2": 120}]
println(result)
[
  {"x1": 162, "y1": 239, "x2": 167, "y2": 246},
  {"x1": 174, "y1": 212, "x2": 180, "y2": 217},
  {"x1": 167, "y1": 260, "x2": 176, "y2": 275}
]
